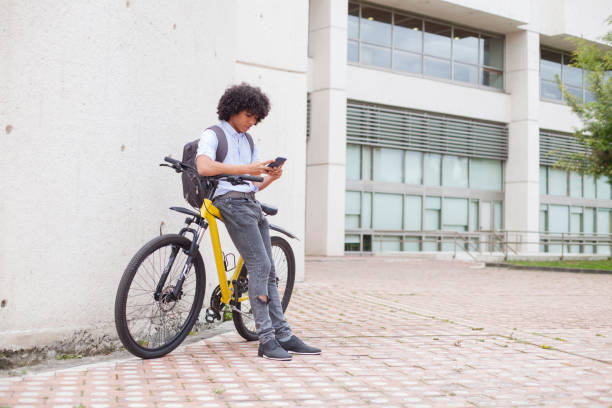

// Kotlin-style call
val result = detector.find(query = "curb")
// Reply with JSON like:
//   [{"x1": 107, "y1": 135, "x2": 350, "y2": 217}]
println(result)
[{"x1": 485, "y1": 262, "x2": 612, "y2": 275}]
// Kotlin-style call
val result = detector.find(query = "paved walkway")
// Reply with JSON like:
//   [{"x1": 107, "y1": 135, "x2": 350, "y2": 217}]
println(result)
[{"x1": 1, "y1": 257, "x2": 612, "y2": 407}]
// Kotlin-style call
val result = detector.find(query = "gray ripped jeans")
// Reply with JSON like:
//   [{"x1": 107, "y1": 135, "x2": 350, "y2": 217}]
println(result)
[{"x1": 214, "y1": 195, "x2": 293, "y2": 344}]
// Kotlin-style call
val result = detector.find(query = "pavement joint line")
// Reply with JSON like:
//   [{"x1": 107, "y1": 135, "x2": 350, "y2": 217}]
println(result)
[{"x1": 360, "y1": 292, "x2": 612, "y2": 366}]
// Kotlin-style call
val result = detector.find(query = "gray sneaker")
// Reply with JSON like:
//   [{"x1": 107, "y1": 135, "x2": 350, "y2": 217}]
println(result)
[
  {"x1": 258, "y1": 340, "x2": 292, "y2": 361},
  {"x1": 278, "y1": 335, "x2": 321, "y2": 355}
]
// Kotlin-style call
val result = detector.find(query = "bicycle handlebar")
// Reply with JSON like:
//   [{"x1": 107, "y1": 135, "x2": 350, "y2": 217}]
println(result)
[{"x1": 162, "y1": 156, "x2": 264, "y2": 183}]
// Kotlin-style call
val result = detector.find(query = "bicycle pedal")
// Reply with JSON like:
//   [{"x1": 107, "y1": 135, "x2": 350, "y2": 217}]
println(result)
[{"x1": 204, "y1": 307, "x2": 221, "y2": 323}]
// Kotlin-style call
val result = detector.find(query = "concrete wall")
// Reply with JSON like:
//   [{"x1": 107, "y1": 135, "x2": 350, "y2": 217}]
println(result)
[{"x1": 0, "y1": 0, "x2": 308, "y2": 349}]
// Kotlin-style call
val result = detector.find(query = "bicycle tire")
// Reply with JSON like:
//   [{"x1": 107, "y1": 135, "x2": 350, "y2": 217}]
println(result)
[
  {"x1": 114, "y1": 234, "x2": 206, "y2": 359},
  {"x1": 233, "y1": 235, "x2": 296, "y2": 341}
]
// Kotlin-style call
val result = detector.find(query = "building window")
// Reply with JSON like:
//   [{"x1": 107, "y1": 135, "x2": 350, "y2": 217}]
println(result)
[
  {"x1": 348, "y1": 1, "x2": 504, "y2": 90},
  {"x1": 539, "y1": 165, "x2": 611, "y2": 199},
  {"x1": 345, "y1": 145, "x2": 505, "y2": 252},
  {"x1": 540, "y1": 48, "x2": 590, "y2": 102}
]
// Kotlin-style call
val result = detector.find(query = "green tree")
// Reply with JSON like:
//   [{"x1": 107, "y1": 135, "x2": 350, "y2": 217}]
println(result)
[{"x1": 556, "y1": 17, "x2": 612, "y2": 178}]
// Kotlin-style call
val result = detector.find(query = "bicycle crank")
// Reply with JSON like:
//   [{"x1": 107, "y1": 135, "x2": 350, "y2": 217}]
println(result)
[{"x1": 230, "y1": 305, "x2": 254, "y2": 321}]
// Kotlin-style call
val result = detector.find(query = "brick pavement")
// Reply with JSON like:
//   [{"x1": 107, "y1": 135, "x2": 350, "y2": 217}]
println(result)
[{"x1": 1, "y1": 257, "x2": 612, "y2": 407}]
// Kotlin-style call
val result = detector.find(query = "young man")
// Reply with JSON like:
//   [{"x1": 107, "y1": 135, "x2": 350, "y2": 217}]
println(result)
[{"x1": 196, "y1": 83, "x2": 320, "y2": 361}]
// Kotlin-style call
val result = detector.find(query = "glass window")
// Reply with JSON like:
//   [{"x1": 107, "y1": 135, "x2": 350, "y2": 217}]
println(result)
[
  {"x1": 363, "y1": 146, "x2": 372, "y2": 180},
  {"x1": 424, "y1": 21, "x2": 451, "y2": 59},
  {"x1": 424, "y1": 196, "x2": 441, "y2": 230},
  {"x1": 569, "y1": 206, "x2": 583, "y2": 253},
  {"x1": 548, "y1": 168, "x2": 567, "y2": 196},
  {"x1": 404, "y1": 195, "x2": 422, "y2": 230},
  {"x1": 424, "y1": 56, "x2": 451, "y2": 79},
  {"x1": 361, "y1": 44, "x2": 391, "y2": 68},
  {"x1": 454, "y1": 62, "x2": 478, "y2": 84},
  {"x1": 405, "y1": 151, "x2": 422, "y2": 185},
  {"x1": 373, "y1": 236, "x2": 401, "y2": 252},
  {"x1": 539, "y1": 166, "x2": 548, "y2": 195},
  {"x1": 394, "y1": 15, "x2": 422, "y2": 53},
  {"x1": 480, "y1": 34, "x2": 503, "y2": 69},
  {"x1": 373, "y1": 193, "x2": 403, "y2": 230},
  {"x1": 494, "y1": 201, "x2": 503, "y2": 230},
  {"x1": 348, "y1": 3, "x2": 359, "y2": 40},
  {"x1": 540, "y1": 205, "x2": 548, "y2": 232},
  {"x1": 569, "y1": 171, "x2": 582, "y2": 197},
  {"x1": 584, "y1": 174, "x2": 596, "y2": 198},
  {"x1": 566, "y1": 86, "x2": 583, "y2": 101},
  {"x1": 346, "y1": 144, "x2": 361, "y2": 180},
  {"x1": 345, "y1": 191, "x2": 361, "y2": 229},
  {"x1": 443, "y1": 198, "x2": 468, "y2": 231},
  {"x1": 582, "y1": 208, "x2": 594, "y2": 253},
  {"x1": 345, "y1": 235, "x2": 360, "y2": 251},
  {"x1": 597, "y1": 210, "x2": 611, "y2": 235},
  {"x1": 570, "y1": 206, "x2": 582, "y2": 232},
  {"x1": 442, "y1": 155, "x2": 468, "y2": 188},
  {"x1": 470, "y1": 158, "x2": 502, "y2": 191},
  {"x1": 348, "y1": 41, "x2": 359, "y2": 63},
  {"x1": 541, "y1": 80, "x2": 562, "y2": 100},
  {"x1": 597, "y1": 210, "x2": 611, "y2": 254},
  {"x1": 393, "y1": 50, "x2": 421, "y2": 74},
  {"x1": 347, "y1": 3, "x2": 504, "y2": 90},
  {"x1": 549, "y1": 204, "x2": 569, "y2": 233},
  {"x1": 361, "y1": 7, "x2": 392, "y2": 46},
  {"x1": 424, "y1": 153, "x2": 442, "y2": 186},
  {"x1": 453, "y1": 28, "x2": 479, "y2": 64},
  {"x1": 481, "y1": 68, "x2": 503, "y2": 89},
  {"x1": 373, "y1": 147, "x2": 404, "y2": 182},
  {"x1": 403, "y1": 236, "x2": 420, "y2": 252},
  {"x1": 541, "y1": 49, "x2": 562, "y2": 82},
  {"x1": 584, "y1": 208, "x2": 594, "y2": 233},
  {"x1": 597, "y1": 176, "x2": 611, "y2": 199},
  {"x1": 363, "y1": 192, "x2": 372, "y2": 229},
  {"x1": 469, "y1": 200, "x2": 479, "y2": 231},
  {"x1": 563, "y1": 56, "x2": 582, "y2": 88}
]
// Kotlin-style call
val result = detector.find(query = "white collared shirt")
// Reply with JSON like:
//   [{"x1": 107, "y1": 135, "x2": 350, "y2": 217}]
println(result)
[{"x1": 196, "y1": 120, "x2": 260, "y2": 198}]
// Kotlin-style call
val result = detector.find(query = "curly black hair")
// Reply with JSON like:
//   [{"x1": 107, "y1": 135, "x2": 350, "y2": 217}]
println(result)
[{"x1": 217, "y1": 83, "x2": 271, "y2": 124}]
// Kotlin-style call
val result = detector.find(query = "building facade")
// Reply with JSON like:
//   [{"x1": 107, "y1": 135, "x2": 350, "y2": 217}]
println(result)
[
  {"x1": 306, "y1": 0, "x2": 612, "y2": 256},
  {"x1": 1, "y1": 0, "x2": 611, "y2": 349}
]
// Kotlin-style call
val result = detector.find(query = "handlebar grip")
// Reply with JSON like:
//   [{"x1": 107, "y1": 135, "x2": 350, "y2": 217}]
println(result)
[
  {"x1": 164, "y1": 156, "x2": 181, "y2": 165},
  {"x1": 240, "y1": 175, "x2": 264, "y2": 183}
]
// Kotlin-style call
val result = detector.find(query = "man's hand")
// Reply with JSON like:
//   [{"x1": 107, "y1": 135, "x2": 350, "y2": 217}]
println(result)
[
  {"x1": 266, "y1": 163, "x2": 283, "y2": 180},
  {"x1": 245, "y1": 160, "x2": 274, "y2": 176},
  {"x1": 252, "y1": 161, "x2": 284, "y2": 191}
]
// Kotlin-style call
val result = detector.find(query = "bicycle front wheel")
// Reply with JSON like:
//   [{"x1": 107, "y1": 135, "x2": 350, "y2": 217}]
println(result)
[
  {"x1": 114, "y1": 234, "x2": 206, "y2": 359},
  {"x1": 233, "y1": 235, "x2": 296, "y2": 341}
]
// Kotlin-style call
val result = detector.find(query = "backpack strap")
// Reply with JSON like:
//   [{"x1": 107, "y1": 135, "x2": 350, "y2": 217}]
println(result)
[
  {"x1": 245, "y1": 132, "x2": 255, "y2": 161},
  {"x1": 207, "y1": 126, "x2": 227, "y2": 163},
  {"x1": 207, "y1": 125, "x2": 254, "y2": 163}
]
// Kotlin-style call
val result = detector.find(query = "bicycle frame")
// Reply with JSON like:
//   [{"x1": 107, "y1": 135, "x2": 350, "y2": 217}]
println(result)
[{"x1": 200, "y1": 198, "x2": 248, "y2": 306}]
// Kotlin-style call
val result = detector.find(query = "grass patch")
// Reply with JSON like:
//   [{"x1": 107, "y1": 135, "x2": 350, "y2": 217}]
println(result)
[
  {"x1": 508, "y1": 259, "x2": 612, "y2": 270},
  {"x1": 55, "y1": 354, "x2": 83, "y2": 360}
]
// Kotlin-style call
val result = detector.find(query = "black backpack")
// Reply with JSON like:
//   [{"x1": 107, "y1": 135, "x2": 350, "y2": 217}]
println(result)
[{"x1": 181, "y1": 125, "x2": 254, "y2": 208}]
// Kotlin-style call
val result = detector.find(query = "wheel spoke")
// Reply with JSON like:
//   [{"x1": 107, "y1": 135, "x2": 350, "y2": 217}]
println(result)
[{"x1": 116, "y1": 236, "x2": 204, "y2": 357}]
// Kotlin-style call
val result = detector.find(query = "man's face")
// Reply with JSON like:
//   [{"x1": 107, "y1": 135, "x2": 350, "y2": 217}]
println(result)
[{"x1": 228, "y1": 110, "x2": 258, "y2": 134}]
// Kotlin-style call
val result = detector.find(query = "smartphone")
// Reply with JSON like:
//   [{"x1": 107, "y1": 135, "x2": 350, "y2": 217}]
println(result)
[{"x1": 267, "y1": 157, "x2": 287, "y2": 168}]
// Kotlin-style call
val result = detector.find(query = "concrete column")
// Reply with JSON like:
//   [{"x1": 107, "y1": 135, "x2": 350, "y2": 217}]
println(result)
[
  {"x1": 306, "y1": 0, "x2": 347, "y2": 256},
  {"x1": 505, "y1": 30, "x2": 540, "y2": 252}
]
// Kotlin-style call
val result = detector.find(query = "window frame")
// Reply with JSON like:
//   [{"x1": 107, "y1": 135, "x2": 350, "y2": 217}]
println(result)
[{"x1": 348, "y1": 0, "x2": 505, "y2": 91}]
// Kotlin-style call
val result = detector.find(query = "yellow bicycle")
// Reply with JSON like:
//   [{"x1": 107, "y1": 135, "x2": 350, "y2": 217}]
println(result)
[{"x1": 114, "y1": 157, "x2": 296, "y2": 359}]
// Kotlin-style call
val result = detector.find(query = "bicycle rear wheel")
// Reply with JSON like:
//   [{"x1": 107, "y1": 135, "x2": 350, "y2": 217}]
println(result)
[
  {"x1": 233, "y1": 235, "x2": 296, "y2": 341},
  {"x1": 114, "y1": 234, "x2": 206, "y2": 358}
]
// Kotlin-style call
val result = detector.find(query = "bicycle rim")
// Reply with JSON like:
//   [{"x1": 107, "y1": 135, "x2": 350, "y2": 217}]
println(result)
[{"x1": 116, "y1": 235, "x2": 204, "y2": 358}]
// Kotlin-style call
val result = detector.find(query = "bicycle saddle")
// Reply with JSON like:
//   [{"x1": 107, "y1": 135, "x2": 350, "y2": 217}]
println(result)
[{"x1": 260, "y1": 203, "x2": 278, "y2": 216}]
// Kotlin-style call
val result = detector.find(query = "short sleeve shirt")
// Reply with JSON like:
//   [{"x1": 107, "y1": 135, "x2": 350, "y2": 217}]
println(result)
[{"x1": 196, "y1": 120, "x2": 260, "y2": 198}]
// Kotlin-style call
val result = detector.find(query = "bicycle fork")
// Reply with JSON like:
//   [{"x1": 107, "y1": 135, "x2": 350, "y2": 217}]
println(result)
[{"x1": 154, "y1": 222, "x2": 208, "y2": 302}]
